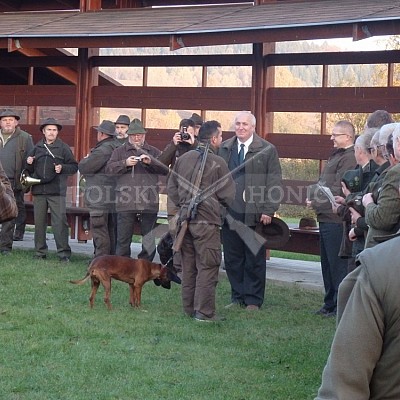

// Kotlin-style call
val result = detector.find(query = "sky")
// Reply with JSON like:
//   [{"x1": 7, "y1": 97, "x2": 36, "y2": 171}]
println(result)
[{"x1": 315, "y1": 35, "x2": 391, "y2": 51}]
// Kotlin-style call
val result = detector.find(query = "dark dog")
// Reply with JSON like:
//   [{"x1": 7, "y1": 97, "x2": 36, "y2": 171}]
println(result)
[
  {"x1": 70, "y1": 255, "x2": 181, "y2": 309},
  {"x1": 157, "y1": 231, "x2": 174, "y2": 271}
]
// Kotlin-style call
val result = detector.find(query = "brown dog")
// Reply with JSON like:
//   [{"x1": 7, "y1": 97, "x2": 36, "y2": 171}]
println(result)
[{"x1": 70, "y1": 255, "x2": 181, "y2": 309}]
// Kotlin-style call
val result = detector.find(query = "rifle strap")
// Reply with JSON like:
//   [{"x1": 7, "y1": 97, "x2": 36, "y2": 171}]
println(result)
[{"x1": 185, "y1": 142, "x2": 210, "y2": 220}]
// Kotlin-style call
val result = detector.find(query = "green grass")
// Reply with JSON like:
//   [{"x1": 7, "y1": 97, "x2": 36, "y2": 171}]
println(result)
[
  {"x1": 0, "y1": 249, "x2": 333, "y2": 400},
  {"x1": 270, "y1": 250, "x2": 320, "y2": 262}
]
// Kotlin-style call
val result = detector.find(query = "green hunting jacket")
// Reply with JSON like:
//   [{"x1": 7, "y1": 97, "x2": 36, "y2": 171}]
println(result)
[{"x1": 365, "y1": 162, "x2": 400, "y2": 248}]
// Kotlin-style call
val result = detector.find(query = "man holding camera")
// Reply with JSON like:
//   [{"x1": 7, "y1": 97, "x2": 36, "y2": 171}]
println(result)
[
  {"x1": 106, "y1": 118, "x2": 167, "y2": 261},
  {"x1": 158, "y1": 118, "x2": 199, "y2": 275}
]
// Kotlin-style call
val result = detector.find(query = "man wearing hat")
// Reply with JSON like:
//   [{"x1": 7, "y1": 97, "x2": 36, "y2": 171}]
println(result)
[
  {"x1": 0, "y1": 108, "x2": 33, "y2": 255},
  {"x1": 79, "y1": 120, "x2": 119, "y2": 258},
  {"x1": 25, "y1": 117, "x2": 78, "y2": 262},
  {"x1": 189, "y1": 113, "x2": 203, "y2": 137},
  {"x1": 114, "y1": 114, "x2": 130, "y2": 144},
  {"x1": 106, "y1": 118, "x2": 167, "y2": 260}
]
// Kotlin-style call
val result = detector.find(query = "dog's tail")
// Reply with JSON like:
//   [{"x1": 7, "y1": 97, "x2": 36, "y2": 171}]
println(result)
[{"x1": 69, "y1": 272, "x2": 90, "y2": 285}]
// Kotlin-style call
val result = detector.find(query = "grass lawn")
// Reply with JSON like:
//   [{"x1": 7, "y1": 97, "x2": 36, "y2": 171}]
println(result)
[{"x1": 0, "y1": 249, "x2": 333, "y2": 400}]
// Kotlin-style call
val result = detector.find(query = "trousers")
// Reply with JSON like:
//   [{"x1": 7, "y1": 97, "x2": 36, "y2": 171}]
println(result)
[
  {"x1": 33, "y1": 194, "x2": 71, "y2": 258},
  {"x1": 319, "y1": 222, "x2": 349, "y2": 310},
  {"x1": 180, "y1": 223, "x2": 222, "y2": 318},
  {"x1": 116, "y1": 211, "x2": 157, "y2": 261}
]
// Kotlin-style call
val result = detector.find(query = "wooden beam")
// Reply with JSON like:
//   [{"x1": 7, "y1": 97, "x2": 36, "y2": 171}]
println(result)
[
  {"x1": 90, "y1": 54, "x2": 253, "y2": 67},
  {"x1": 3, "y1": 35, "x2": 170, "y2": 49},
  {"x1": 92, "y1": 86, "x2": 251, "y2": 111},
  {"x1": 266, "y1": 87, "x2": 400, "y2": 114},
  {"x1": 0, "y1": 55, "x2": 78, "y2": 68},
  {"x1": 0, "y1": 85, "x2": 75, "y2": 106},
  {"x1": 268, "y1": 133, "x2": 332, "y2": 160},
  {"x1": 266, "y1": 50, "x2": 400, "y2": 66},
  {"x1": 16, "y1": 48, "x2": 77, "y2": 84}
]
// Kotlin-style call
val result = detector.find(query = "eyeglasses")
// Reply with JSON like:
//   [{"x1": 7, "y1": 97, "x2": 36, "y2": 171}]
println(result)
[
  {"x1": 330, "y1": 133, "x2": 348, "y2": 138},
  {"x1": 368, "y1": 144, "x2": 385, "y2": 153}
]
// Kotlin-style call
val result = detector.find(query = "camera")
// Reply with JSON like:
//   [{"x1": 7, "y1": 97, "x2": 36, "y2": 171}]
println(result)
[
  {"x1": 133, "y1": 156, "x2": 141, "y2": 162},
  {"x1": 346, "y1": 194, "x2": 364, "y2": 216},
  {"x1": 180, "y1": 126, "x2": 190, "y2": 141}
]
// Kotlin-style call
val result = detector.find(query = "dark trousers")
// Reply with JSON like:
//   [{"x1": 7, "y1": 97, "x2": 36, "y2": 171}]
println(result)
[
  {"x1": 90, "y1": 209, "x2": 116, "y2": 258},
  {"x1": 221, "y1": 222, "x2": 266, "y2": 307},
  {"x1": 14, "y1": 189, "x2": 26, "y2": 238},
  {"x1": 180, "y1": 223, "x2": 221, "y2": 318},
  {"x1": 0, "y1": 189, "x2": 25, "y2": 251},
  {"x1": 116, "y1": 211, "x2": 157, "y2": 261},
  {"x1": 319, "y1": 222, "x2": 349, "y2": 311},
  {"x1": 33, "y1": 195, "x2": 71, "y2": 258}
]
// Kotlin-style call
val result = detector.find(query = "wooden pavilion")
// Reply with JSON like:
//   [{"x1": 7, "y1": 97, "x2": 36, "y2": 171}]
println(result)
[{"x1": 1, "y1": 0, "x2": 399, "y2": 249}]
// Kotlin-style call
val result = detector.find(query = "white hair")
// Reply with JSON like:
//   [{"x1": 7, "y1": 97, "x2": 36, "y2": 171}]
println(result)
[{"x1": 235, "y1": 111, "x2": 256, "y2": 126}]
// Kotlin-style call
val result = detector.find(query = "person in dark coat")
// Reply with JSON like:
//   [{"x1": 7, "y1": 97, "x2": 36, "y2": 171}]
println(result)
[
  {"x1": 362, "y1": 123, "x2": 400, "y2": 248},
  {"x1": 25, "y1": 117, "x2": 78, "y2": 262},
  {"x1": 306, "y1": 120, "x2": 356, "y2": 317},
  {"x1": 218, "y1": 111, "x2": 282, "y2": 310},
  {"x1": 105, "y1": 118, "x2": 167, "y2": 261},
  {"x1": 158, "y1": 118, "x2": 198, "y2": 276},
  {"x1": 0, "y1": 108, "x2": 33, "y2": 254},
  {"x1": 78, "y1": 120, "x2": 119, "y2": 258},
  {"x1": 168, "y1": 120, "x2": 235, "y2": 322},
  {"x1": 0, "y1": 161, "x2": 18, "y2": 224}
]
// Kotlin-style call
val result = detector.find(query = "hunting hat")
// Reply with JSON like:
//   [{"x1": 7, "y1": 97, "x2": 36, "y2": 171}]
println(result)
[
  {"x1": 114, "y1": 114, "x2": 130, "y2": 126},
  {"x1": 255, "y1": 217, "x2": 290, "y2": 249},
  {"x1": 0, "y1": 108, "x2": 20, "y2": 120},
  {"x1": 299, "y1": 217, "x2": 317, "y2": 230},
  {"x1": 95, "y1": 120, "x2": 116, "y2": 136},
  {"x1": 127, "y1": 118, "x2": 147, "y2": 135},
  {"x1": 189, "y1": 113, "x2": 203, "y2": 126},
  {"x1": 40, "y1": 117, "x2": 62, "y2": 131},
  {"x1": 341, "y1": 169, "x2": 362, "y2": 193}
]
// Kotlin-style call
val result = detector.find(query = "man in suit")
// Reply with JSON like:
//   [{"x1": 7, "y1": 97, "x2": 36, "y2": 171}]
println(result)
[{"x1": 219, "y1": 111, "x2": 282, "y2": 310}]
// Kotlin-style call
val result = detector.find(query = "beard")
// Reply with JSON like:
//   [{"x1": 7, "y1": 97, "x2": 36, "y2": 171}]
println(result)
[{"x1": 1, "y1": 127, "x2": 15, "y2": 135}]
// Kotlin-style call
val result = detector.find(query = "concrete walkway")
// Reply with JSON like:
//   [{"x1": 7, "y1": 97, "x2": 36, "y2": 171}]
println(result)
[{"x1": 13, "y1": 232, "x2": 323, "y2": 292}]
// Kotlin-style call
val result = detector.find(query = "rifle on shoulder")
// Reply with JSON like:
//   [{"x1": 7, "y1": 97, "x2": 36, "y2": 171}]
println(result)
[{"x1": 173, "y1": 141, "x2": 210, "y2": 252}]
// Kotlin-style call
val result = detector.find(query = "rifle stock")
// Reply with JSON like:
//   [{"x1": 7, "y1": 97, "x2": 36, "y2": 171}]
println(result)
[{"x1": 173, "y1": 219, "x2": 188, "y2": 252}]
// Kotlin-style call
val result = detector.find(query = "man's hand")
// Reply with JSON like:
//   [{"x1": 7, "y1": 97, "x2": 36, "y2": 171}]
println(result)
[
  {"x1": 348, "y1": 227, "x2": 357, "y2": 241},
  {"x1": 349, "y1": 207, "x2": 362, "y2": 225},
  {"x1": 260, "y1": 214, "x2": 272, "y2": 225},
  {"x1": 125, "y1": 156, "x2": 140, "y2": 167},
  {"x1": 141, "y1": 155, "x2": 151, "y2": 165},
  {"x1": 362, "y1": 193, "x2": 374, "y2": 207},
  {"x1": 334, "y1": 195, "x2": 346, "y2": 205}
]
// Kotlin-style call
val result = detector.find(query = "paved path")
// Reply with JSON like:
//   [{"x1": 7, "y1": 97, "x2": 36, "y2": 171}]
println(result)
[{"x1": 13, "y1": 232, "x2": 323, "y2": 292}]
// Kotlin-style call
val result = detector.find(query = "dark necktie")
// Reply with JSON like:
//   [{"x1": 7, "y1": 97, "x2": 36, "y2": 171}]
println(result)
[{"x1": 238, "y1": 143, "x2": 245, "y2": 165}]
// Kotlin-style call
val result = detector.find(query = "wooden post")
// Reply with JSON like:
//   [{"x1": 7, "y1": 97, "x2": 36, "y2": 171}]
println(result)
[{"x1": 74, "y1": 47, "x2": 99, "y2": 242}]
